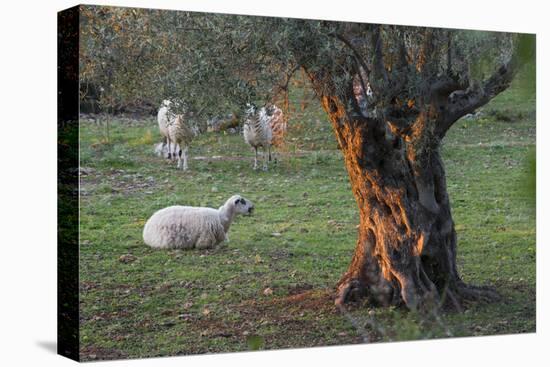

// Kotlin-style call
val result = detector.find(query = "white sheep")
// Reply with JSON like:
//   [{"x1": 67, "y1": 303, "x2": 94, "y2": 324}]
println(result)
[
  {"x1": 157, "y1": 100, "x2": 175, "y2": 159},
  {"x1": 143, "y1": 195, "x2": 254, "y2": 250},
  {"x1": 167, "y1": 114, "x2": 198, "y2": 171},
  {"x1": 243, "y1": 103, "x2": 286, "y2": 170}
]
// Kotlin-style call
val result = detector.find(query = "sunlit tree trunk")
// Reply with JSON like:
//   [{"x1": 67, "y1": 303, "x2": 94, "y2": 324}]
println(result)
[
  {"x1": 311, "y1": 88, "x2": 499, "y2": 310},
  {"x1": 293, "y1": 24, "x2": 525, "y2": 310}
]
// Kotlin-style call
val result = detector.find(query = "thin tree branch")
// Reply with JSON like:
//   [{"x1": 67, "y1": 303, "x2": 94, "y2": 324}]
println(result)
[{"x1": 272, "y1": 64, "x2": 300, "y2": 98}]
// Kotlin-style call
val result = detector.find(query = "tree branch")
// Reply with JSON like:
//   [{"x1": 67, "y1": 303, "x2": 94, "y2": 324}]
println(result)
[
  {"x1": 437, "y1": 52, "x2": 522, "y2": 137},
  {"x1": 371, "y1": 26, "x2": 389, "y2": 86},
  {"x1": 350, "y1": 61, "x2": 372, "y2": 119},
  {"x1": 417, "y1": 28, "x2": 435, "y2": 74},
  {"x1": 331, "y1": 32, "x2": 372, "y2": 76},
  {"x1": 397, "y1": 30, "x2": 409, "y2": 70},
  {"x1": 272, "y1": 64, "x2": 300, "y2": 98},
  {"x1": 430, "y1": 74, "x2": 467, "y2": 97}
]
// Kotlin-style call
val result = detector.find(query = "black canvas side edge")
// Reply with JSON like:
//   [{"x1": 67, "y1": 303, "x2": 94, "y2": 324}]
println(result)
[{"x1": 57, "y1": 5, "x2": 80, "y2": 362}]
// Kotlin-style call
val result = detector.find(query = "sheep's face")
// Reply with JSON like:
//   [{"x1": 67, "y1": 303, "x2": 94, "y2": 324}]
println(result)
[
  {"x1": 245, "y1": 103, "x2": 257, "y2": 117},
  {"x1": 264, "y1": 104, "x2": 276, "y2": 116},
  {"x1": 233, "y1": 195, "x2": 254, "y2": 215}
]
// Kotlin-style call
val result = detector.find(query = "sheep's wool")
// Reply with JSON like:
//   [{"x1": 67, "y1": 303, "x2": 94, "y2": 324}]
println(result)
[
  {"x1": 157, "y1": 103, "x2": 171, "y2": 139},
  {"x1": 168, "y1": 115, "x2": 195, "y2": 147},
  {"x1": 243, "y1": 108, "x2": 272, "y2": 149},
  {"x1": 143, "y1": 206, "x2": 226, "y2": 249},
  {"x1": 168, "y1": 115, "x2": 196, "y2": 170},
  {"x1": 267, "y1": 104, "x2": 286, "y2": 147},
  {"x1": 243, "y1": 103, "x2": 286, "y2": 170}
]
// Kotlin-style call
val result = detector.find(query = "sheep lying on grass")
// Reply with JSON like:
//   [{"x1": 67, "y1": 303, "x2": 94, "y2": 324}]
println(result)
[{"x1": 143, "y1": 195, "x2": 254, "y2": 250}]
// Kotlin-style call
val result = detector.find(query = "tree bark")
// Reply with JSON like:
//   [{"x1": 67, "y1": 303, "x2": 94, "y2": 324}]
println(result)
[{"x1": 317, "y1": 93, "x2": 497, "y2": 311}]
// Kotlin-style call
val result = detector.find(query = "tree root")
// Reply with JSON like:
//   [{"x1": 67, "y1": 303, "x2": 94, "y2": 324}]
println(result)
[
  {"x1": 335, "y1": 278, "x2": 365, "y2": 306},
  {"x1": 455, "y1": 282, "x2": 500, "y2": 303}
]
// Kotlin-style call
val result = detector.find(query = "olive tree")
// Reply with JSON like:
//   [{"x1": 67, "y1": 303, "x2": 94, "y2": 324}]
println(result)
[{"x1": 80, "y1": 6, "x2": 533, "y2": 310}]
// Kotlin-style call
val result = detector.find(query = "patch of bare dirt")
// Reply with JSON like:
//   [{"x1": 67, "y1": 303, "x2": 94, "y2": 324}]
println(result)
[
  {"x1": 81, "y1": 168, "x2": 159, "y2": 197},
  {"x1": 80, "y1": 345, "x2": 128, "y2": 361}
]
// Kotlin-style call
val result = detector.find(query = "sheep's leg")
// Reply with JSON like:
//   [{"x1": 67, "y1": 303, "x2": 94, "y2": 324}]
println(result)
[
  {"x1": 272, "y1": 146, "x2": 278, "y2": 164},
  {"x1": 253, "y1": 147, "x2": 258, "y2": 170},
  {"x1": 215, "y1": 232, "x2": 228, "y2": 249},
  {"x1": 160, "y1": 136, "x2": 167, "y2": 157},
  {"x1": 177, "y1": 147, "x2": 183, "y2": 170},
  {"x1": 182, "y1": 146, "x2": 189, "y2": 171},
  {"x1": 173, "y1": 144, "x2": 179, "y2": 166},
  {"x1": 269, "y1": 145, "x2": 277, "y2": 164},
  {"x1": 195, "y1": 236, "x2": 213, "y2": 249},
  {"x1": 262, "y1": 146, "x2": 268, "y2": 171},
  {"x1": 268, "y1": 145, "x2": 272, "y2": 162}
]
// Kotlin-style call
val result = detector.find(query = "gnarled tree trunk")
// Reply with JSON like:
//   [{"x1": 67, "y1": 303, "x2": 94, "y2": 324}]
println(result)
[
  {"x1": 317, "y1": 94, "x2": 497, "y2": 310},
  {"x1": 293, "y1": 24, "x2": 526, "y2": 310}
]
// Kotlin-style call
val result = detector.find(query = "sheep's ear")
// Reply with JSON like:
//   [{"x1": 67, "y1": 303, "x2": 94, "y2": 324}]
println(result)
[{"x1": 234, "y1": 198, "x2": 241, "y2": 205}]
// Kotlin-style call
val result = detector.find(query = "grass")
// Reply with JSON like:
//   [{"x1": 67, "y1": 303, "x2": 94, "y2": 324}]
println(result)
[{"x1": 78, "y1": 76, "x2": 535, "y2": 361}]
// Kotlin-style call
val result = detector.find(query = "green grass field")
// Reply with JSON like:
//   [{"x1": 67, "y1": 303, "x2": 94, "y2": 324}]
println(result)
[{"x1": 78, "y1": 79, "x2": 535, "y2": 361}]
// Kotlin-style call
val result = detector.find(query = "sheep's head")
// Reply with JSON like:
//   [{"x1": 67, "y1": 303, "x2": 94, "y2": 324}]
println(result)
[
  {"x1": 244, "y1": 103, "x2": 257, "y2": 117},
  {"x1": 264, "y1": 103, "x2": 276, "y2": 116},
  {"x1": 230, "y1": 195, "x2": 254, "y2": 215}
]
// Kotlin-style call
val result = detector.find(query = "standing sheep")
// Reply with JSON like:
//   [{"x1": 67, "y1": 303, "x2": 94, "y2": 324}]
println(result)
[
  {"x1": 143, "y1": 195, "x2": 254, "y2": 250},
  {"x1": 167, "y1": 114, "x2": 199, "y2": 171},
  {"x1": 243, "y1": 103, "x2": 286, "y2": 170},
  {"x1": 157, "y1": 100, "x2": 175, "y2": 159},
  {"x1": 265, "y1": 103, "x2": 286, "y2": 157}
]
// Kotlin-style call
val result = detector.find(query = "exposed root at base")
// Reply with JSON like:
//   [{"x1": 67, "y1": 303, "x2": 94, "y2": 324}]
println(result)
[
  {"x1": 335, "y1": 277, "x2": 367, "y2": 307},
  {"x1": 335, "y1": 276, "x2": 501, "y2": 312},
  {"x1": 455, "y1": 282, "x2": 500, "y2": 303}
]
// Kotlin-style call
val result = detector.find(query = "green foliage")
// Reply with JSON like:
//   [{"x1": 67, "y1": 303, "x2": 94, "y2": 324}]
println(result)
[
  {"x1": 80, "y1": 6, "x2": 297, "y2": 118},
  {"x1": 79, "y1": 5, "x2": 526, "y2": 124}
]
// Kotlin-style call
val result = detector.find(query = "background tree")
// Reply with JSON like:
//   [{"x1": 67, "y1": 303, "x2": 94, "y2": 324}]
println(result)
[
  {"x1": 80, "y1": 7, "x2": 295, "y2": 121},
  {"x1": 80, "y1": 6, "x2": 534, "y2": 310}
]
